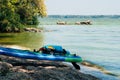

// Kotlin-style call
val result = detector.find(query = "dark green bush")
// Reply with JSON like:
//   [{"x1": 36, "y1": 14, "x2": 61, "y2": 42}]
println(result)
[{"x1": 0, "y1": 0, "x2": 47, "y2": 32}]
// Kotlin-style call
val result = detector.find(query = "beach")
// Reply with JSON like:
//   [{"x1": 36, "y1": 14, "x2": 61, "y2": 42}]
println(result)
[
  {"x1": 0, "y1": 45, "x2": 119, "y2": 80},
  {"x1": 0, "y1": 50, "x2": 99, "y2": 80}
]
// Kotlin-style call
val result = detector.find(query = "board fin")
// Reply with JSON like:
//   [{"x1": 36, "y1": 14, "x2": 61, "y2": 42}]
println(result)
[{"x1": 71, "y1": 62, "x2": 80, "y2": 70}]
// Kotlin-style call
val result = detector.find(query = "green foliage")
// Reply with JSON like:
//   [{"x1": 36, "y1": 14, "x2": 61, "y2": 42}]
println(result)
[
  {"x1": 33, "y1": 0, "x2": 47, "y2": 17},
  {"x1": 0, "y1": 0, "x2": 47, "y2": 32}
]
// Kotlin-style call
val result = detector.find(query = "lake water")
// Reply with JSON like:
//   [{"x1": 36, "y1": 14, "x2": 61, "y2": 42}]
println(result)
[
  {"x1": 39, "y1": 15, "x2": 120, "y2": 80},
  {"x1": 0, "y1": 15, "x2": 120, "y2": 80}
]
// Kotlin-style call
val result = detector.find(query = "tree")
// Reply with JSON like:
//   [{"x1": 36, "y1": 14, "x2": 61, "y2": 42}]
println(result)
[
  {"x1": 0, "y1": 0, "x2": 47, "y2": 32},
  {"x1": 33, "y1": 0, "x2": 47, "y2": 17}
]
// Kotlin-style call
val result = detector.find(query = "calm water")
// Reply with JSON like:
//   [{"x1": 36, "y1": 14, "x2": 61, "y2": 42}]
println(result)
[
  {"x1": 0, "y1": 32, "x2": 44, "y2": 49},
  {"x1": 43, "y1": 25, "x2": 120, "y2": 79},
  {"x1": 40, "y1": 15, "x2": 120, "y2": 80},
  {"x1": 0, "y1": 15, "x2": 120, "y2": 80}
]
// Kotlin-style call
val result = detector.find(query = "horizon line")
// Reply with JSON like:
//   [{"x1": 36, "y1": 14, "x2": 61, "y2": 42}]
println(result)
[{"x1": 47, "y1": 14, "x2": 120, "y2": 16}]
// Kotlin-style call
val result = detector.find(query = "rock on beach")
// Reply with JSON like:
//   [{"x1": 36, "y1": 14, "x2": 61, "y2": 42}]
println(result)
[{"x1": 0, "y1": 54, "x2": 99, "y2": 80}]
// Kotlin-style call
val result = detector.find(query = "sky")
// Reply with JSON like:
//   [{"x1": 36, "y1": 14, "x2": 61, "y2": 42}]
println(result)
[{"x1": 45, "y1": 0, "x2": 120, "y2": 15}]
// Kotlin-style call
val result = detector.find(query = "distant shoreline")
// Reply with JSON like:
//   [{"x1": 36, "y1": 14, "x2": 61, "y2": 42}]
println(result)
[{"x1": 46, "y1": 15, "x2": 120, "y2": 18}]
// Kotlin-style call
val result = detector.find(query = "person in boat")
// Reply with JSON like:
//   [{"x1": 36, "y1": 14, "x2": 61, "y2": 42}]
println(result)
[{"x1": 37, "y1": 45, "x2": 70, "y2": 55}]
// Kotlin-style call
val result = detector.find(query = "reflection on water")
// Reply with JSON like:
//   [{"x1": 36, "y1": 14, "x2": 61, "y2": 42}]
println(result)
[{"x1": 0, "y1": 32, "x2": 44, "y2": 50}]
